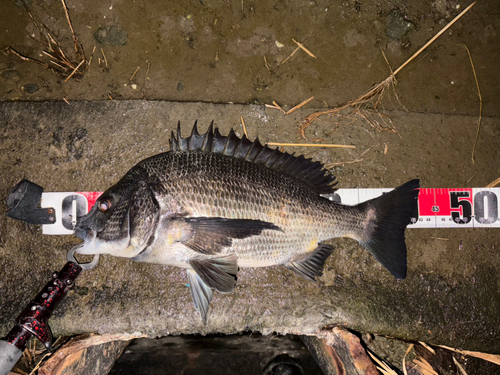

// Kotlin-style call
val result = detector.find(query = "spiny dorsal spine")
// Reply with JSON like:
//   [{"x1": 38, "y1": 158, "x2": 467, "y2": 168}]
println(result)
[{"x1": 169, "y1": 121, "x2": 337, "y2": 194}]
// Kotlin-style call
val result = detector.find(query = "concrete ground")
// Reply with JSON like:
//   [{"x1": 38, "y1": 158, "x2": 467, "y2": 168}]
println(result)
[
  {"x1": 1, "y1": 101, "x2": 499, "y2": 374},
  {"x1": 1, "y1": 0, "x2": 499, "y2": 374}
]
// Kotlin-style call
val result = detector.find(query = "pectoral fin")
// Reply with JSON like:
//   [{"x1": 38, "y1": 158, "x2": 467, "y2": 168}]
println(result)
[
  {"x1": 285, "y1": 243, "x2": 334, "y2": 282},
  {"x1": 187, "y1": 255, "x2": 239, "y2": 324},
  {"x1": 178, "y1": 217, "x2": 282, "y2": 255}
]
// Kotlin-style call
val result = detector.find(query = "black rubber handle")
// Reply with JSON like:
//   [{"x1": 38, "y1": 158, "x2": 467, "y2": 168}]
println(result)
[{"x1": 6, "y1": 179, "x2": 55, "y2": 224}]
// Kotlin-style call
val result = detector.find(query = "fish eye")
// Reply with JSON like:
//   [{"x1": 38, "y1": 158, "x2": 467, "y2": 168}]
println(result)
[{"x1": 98, "y1": 197, "x2": 113, "y2": 212}]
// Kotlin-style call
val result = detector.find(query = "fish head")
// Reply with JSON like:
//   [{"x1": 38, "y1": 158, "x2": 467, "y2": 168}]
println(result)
[{"x1": 75, "y1": 170, "x2": 159, "y2": 258}]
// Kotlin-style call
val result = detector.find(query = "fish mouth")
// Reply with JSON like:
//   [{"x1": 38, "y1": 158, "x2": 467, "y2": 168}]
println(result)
[
  {"x1": 74, "y1": 226, "x2": 93, "y2": 241},
  {"x1": 73, "y1": 228, "x2": 99, "y2": 255},
  {"x1": 73, "y1": 210, "x2": 133, "y2": 256}
]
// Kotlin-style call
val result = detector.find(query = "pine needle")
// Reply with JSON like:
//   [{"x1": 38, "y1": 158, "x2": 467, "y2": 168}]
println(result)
[
  {"x1": 7, "y1": 1, "x2": 87, "y2": 79},
  {"x1": 64, "y1": 59, "x2": 85, "y2": 82},
  {"x1": 461, "y1": 44, "x2": 482, "y2": 164},
  {"x1": 324, "y1": 158, "x2": 363, "y2": 168},
  {"x1": 280, "y1": 46, "x2": 300, "y2": 66},
  {"x1": 393, "y1": 2, "x2": 476, "y2": 77},
  {"x1": 129, "y1": 66, "x2": 140, "y2": 81},
  {"x1": 292, "y1": 38, "x2": 317, "y2": 59}
]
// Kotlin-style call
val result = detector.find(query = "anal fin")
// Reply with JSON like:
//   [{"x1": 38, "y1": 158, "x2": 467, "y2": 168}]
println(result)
[{"x1": 286, "y1": 243, "x2": 334, "y2": 282}]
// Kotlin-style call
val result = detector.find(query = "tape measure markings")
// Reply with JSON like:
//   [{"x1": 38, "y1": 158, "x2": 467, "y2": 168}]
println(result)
[{"x1": 40, "y1": 188, "x2": 500, "y2": 235}]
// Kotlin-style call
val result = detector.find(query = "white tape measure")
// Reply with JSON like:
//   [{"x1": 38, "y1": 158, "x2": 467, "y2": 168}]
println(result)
[
  {"x1": 332, "y1": 188, "x2": 500, "y2": 229},
  {"x1": 40, "y1": 188, "x2": 500, "y2": 235}
]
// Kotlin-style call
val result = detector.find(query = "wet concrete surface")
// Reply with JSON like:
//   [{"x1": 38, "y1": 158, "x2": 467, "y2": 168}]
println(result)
[
  {"x1": 0, "y1": 101, "x2": 499, "y2": 360},
  {"x1": 0, "y1": 1, "x2": 499, "y2": 118}
]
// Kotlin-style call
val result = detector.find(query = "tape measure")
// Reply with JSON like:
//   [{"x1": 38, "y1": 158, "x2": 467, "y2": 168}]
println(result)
[
  {"x1": 333, "y1": 188, "x2": 500, "y2": 229},
  {"x1": 39, "y1": 188, "x2": 500, "y2": 235}
]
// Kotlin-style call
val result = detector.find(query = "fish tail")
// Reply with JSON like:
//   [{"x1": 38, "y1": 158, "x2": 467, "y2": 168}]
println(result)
[{"x1": 356, "y1": 179, "x2": 419, "y2": 279}]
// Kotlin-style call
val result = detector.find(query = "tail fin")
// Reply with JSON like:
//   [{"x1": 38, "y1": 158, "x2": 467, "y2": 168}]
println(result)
[{"x1": 357, "y1": 179, "x2": 419, "y2": 279}]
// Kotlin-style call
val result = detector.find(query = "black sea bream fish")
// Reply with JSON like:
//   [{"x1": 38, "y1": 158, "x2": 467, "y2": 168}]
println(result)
[{"x1": 74, "y1": 123, "x2": 419, "y2": 323}]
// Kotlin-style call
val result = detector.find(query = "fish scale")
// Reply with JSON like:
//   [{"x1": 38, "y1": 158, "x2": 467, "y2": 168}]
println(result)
[
  {"x1": 194, "y1": 157, "x2": 327, "y2": 240},
  {"x1": 137, "y1": 151, "x2": 335, "y2": 264},
  {"x1": 74, "y1": 122, "x2": 419, "y2": 323}
]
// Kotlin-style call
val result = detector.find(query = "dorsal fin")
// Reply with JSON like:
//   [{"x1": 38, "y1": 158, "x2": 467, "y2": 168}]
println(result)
[{"x1": 169, "y1": 122, "x2": 337, "y2": 194}]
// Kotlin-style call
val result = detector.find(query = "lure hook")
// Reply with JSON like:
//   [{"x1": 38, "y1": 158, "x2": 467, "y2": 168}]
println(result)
[{"x1": 67, "y1": 244, "x2": 100, "y2": 270}]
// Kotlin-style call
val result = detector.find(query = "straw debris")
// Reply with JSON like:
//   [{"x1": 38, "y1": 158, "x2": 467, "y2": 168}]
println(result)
[
  {"x1": 280, "y1": 38, "x2": 316, "y2": 66},
  {"x1": 438, "y1": 345, "x2": 500, "y2": 366},
  {"x1": 486, "y1": 177, "x2": 500, "y2": 188},
  {"x1": 413, "y1": 357, "x2": 439, "y2": 375},
  {"x1": 299, "y1": 2, "x2": 476, "y2": 141},
  {"x1": 5, "y1": 0, "x2": 88, "y2": 81},
  {"x1": 286, "y1": 96, "x2": 315, "y2": 115},
  {"x1": 266, "y1": 142, "x2": 354, "y2": 149},
  {"x1": 368, "y1": 350, "x2": 399, "y2": 375},
  {"x1": 402, "y1": 343, "x2": 414, "y2": 375},
  {"x1": 240, "y1": 116, "x2": 248, "y2": 137}
]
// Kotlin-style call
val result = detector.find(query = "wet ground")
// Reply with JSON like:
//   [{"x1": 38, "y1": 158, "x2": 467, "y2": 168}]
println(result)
[
  {"x1": 1, "y1": 0, "x2": 499, "y2": 117},
  {"x1": 1, "y1": 0, "x2": 500, "y2": 374}
]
